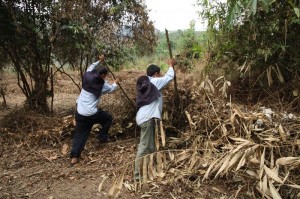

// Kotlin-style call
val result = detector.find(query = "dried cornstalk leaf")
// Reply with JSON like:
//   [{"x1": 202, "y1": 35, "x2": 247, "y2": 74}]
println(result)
[
  {"x1": 231, "y1": 141, "x2": 250, "y2": 154},
  {"x1": 140, "y1": 194, "x2": 152, "y2": 198},
  {"x1": 215, "y1": 153, "x2": 233, "y2": 178},
  {"x1": 215, "y1": 75, "x2": 224, "y2": 83},
  {"x1": 160, "y1": 121, "x2": 166, "y2": 147},
  {"x1": 98, "y1": 175, "x2": 108, "y2": 192},
  {"x1": 155, "y1": 120, "x2": 160, "y2": 150},
  {"x1": 133, "y1": 162, "x2": 138, "y2": 191},
  {"x1": 189, "y1": 152, "x2": 198, "y2": 171},
  {"x1": 148, "y1": 154, "x2": 154, "y2": 181},
  {"x1": 278, "y1": 124, "x2": 287, "y2": 142},
  {"x1": 276, "y1": 157, "x2": 300, "y2": 166},
  {"x1": 200, "y1": 78, "x2": 215, "y2": 93},
  {"x1": 246, "y1": 170, "x2": 259, "y2": 179},
  {"x1": 232, "y1": 104, "x2": 245, "y2": 118},
  {"x1": 108, "y1": 179, "x2": 117, "y2": 197},
  {"x1": 282, "y1": 171, "x2": 289, "y2": 184},
  {"x1": 262, "y1": 174, "x2": 268, "y2": 197},
  {"x1": 208, "y1": 79, "x2": 215, "y2": 93},
  {"x1": 256, "y1": 184, "x2": 272, "y2": 199},
  {"x1": 242, "y1": 123, "x2": 250, "y2": 135},
  {"x1": 264, "y1": 165, "x2": 283, "y2": 184},
  {"x1": 200, "y1": 81, "x2": 205, "y2": 89},
  {"x1": 175, "y1": 151, "x2": 189, "y2": 163},
  {"x1": 229, "y1": 136, "x2": 250, "y2": 144},
  {"x1": 286, "y1": 184, "x2": 300, "y2": 189},
  {"x1": 239, "y1": 60, "x2": 248, "y2": 72},
  {"x1": 226, "y1": 80, "x2": 231, "y2": 87},
  {"x1": 267, "y1": 66, "x2": 273, "y2": 87},
  {"x1": 221, "y1": 124, "x2": 228, "y2": 136},
  {"x1": 163, "y1": 111, "x2": 169, "y2": 121},
  {"x1": 222, "y1": 82, "x2": 227, "y2": 97},
  {"x1": 234, "y1": 185, "x2": 243, "y2": 199},
  {"x1": 123, "y1": 181, "x2": 134, "y2": 191},
  {"x1": 168, "y1": 151, "x2": 175, "y2": 161},
  {"x1": 220, "y1": 80, "x2": 231, "y2": 98},
  {"x1": 230, "y1": 113, "x2": 236, "y2": 127},
  {"x1": 275, "y1": 64, "x2": 284, "y2": 83},
  {"x1": 185, "y1": 111, "x2": 194, "y2": 135},
  {"x1": 269, "y1": 180, "x2": 282, "y2": 199},
  {"x1": 203, "y1": 158, "x2": 220, "y2": 180},
  {"x1": 270, "y1": 147, "x2": 274, "y2": 169},
  {"x1": 157, "y1": 152, "x2": 164, "y2": 178},
  {"x1": 142, "y1": 156, "x2": 148, "y2": 184},
  {"x1": 61, "y1": 144, "x2": 68, "y2": 155},
  {"x1": 113, "y1": 164, "x2": 129, "y2": 198},
  {"x1": 225, "y1": 151, "x2": 243, "y2": 173},
  {"x1": 236, "y1": 145, "x2": 259, "y2": 171},
  {"x1": 210, "y1": 154, "x2": 230, "y2": 174},
  {"x1": 235, "y1": 151, "x2": 247, "y2": 171},
  {"x1": 263, "y1": 137, "x2": 280, "y2": 142},
  {"x1": 162, "y1": 152, "x2": 167, "y2": 169},
  {"x1": 249, "y1": 156, "x2": 260, "y2": 164},
  {"x1": 260, "y1": 147, "x2": 266, "y2": 179}
]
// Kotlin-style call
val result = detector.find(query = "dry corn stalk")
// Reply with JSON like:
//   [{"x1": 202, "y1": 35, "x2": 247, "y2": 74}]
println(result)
[
  {"x1": 108, "y1": 164, "x2": 129, "y2": 198},
  {"x1": 160, "y1": 120, "x2": 166, "y2": 147}
]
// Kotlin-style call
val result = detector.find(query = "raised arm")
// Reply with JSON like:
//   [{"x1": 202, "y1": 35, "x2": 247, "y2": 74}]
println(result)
[
  {"x1": 86, "y1": 54, "x2": 105, "y2": 72},
  {"x1": 101, "y1": 78, "x2": 120, "y2": 95},
  {"x1": 151, "y1": 59, "x2": 176, "y2": 90}
]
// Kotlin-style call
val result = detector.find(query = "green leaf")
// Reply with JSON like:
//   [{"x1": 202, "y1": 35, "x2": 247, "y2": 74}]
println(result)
[
  {"x1": 251, "y1": 0, "x2": 258, "y2": 15},
  {"x1": 294, "y1": 8, "x2": 300, "y2": 18},
  {"x1": 260, "y1": 0, "x2": 269, "y2": 13}
]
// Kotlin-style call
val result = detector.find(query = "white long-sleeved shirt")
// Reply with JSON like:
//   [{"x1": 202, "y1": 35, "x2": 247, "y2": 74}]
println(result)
[
  {"x1": 76, "y1": 61, "x2": 117, "y2": 116},
  {"x1": 136, "y1": 66, "x2": 174, "y2": 125}
]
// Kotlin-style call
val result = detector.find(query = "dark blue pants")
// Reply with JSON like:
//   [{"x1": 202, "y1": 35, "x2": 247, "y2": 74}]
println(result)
[{"x1": 70, "y1": 109, "x2": 112, "y2": 158}]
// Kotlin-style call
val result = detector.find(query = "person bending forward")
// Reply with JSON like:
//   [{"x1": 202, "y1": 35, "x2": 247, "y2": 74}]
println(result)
[{"x1": 70, "y1": 55, "x2": 119, "y2": 165}]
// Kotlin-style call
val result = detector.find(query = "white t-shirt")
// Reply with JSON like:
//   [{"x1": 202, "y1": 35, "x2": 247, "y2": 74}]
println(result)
[
  {"x1": 136, "y1": 67, "x2": 174, "y2": 125},
  {"x1": 76, "y1": 61, "x2": 117, "y2": 116}
]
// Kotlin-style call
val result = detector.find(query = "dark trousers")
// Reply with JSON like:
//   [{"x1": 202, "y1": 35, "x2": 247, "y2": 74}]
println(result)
[{"x1": 70, "y1": 109, "x2": 112, "y2": 158}]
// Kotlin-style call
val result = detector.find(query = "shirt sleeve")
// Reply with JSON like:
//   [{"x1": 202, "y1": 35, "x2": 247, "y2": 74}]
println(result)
[
  {"x1": 150, "y1": 67, "x2": 174, "y2": 90},
  {"x1": 86, "y1": 61, "x2": 101, "y2": 72},
  {"x1": 101, "y1": 81, "x2": 118, "y2": 95}
]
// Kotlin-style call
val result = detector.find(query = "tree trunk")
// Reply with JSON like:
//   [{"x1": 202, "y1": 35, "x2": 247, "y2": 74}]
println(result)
[{"x1": 24, "y1": 74, "x2": 49, "y2": 114}]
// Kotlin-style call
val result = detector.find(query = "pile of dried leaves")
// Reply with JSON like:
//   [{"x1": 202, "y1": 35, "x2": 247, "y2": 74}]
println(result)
[
  {"x1": 104, "y1": 75, "x2": 300, "y2": 199},
  {"x1": 1, "y1": 69, "x2": 300, "y2": 198}
]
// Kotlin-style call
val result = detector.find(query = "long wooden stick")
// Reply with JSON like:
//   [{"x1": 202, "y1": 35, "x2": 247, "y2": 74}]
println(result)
[
  {"x1": 165, "y1": 29, "x2": 179, "y2": 99},
  {"x1": 104, "y1": 63, "x2": 136, "y2": 109}
]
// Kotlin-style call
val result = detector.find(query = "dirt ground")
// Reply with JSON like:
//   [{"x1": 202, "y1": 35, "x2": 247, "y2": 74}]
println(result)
[{"x1": 0, "y1": 69, "x2": 228, "y2": 199}]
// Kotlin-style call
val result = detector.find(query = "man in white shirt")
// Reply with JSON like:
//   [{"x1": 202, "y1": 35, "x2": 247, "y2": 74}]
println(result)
[
  {"x1": 70, "y1": 55, "x2": 119, "y2": 166},
  {"x1": 134, "y1": 59, "x2": 176, "y2": 179}
]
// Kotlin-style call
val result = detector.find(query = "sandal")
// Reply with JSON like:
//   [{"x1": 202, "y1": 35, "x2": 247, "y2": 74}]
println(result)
[{"x1": 70, "y1": 157, "x2": 79, "y2": 167}]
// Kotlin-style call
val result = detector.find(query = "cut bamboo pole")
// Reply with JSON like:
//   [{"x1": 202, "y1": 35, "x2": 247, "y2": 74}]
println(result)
[{"x1": 165, "y1": 29, "x2": 179, "y2": 101}]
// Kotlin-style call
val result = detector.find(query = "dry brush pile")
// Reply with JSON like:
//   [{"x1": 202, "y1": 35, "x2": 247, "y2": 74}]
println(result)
[
  {"x1": 103, "y1": 75, "x2": 300, "y2": 199},
  {"x1": 1, "y1": 69, "x2": 300, "y2": 198}
]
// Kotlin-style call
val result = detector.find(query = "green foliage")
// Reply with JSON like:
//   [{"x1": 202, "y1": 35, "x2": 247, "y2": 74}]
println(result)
[
  {"x1": 124, "y1": 24, "x2": 208, "y2": 72},
  {"x1": 0, "y1": 0, "x2": 156, "y2": 113},
  {"x1": 199, "y1": 0, "x2": 300, "y2": 90}
]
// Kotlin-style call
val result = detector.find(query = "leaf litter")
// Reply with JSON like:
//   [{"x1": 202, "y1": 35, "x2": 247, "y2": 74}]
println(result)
[{"x1": 1, "y1": 71, "x2": 300, "y2": 198}]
